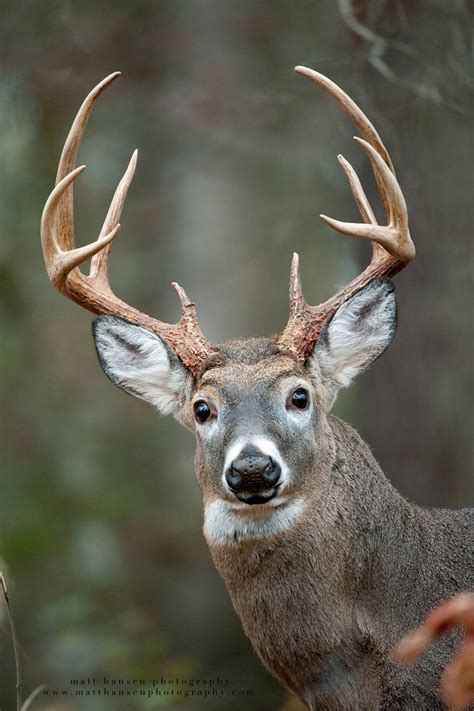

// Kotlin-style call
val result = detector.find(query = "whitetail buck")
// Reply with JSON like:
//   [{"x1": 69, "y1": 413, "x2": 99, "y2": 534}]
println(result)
[{"x1": 41, "y1": 68, "x2": 473, "y2": 710}]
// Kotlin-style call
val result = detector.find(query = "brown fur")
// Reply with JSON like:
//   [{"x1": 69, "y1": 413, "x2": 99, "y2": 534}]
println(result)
[
  {"x1": 190, "y1": 341, "x2": 473, "y2": 709},
  {"x1": 93, "y1": 288, "x2": 473, "y2": 710}
]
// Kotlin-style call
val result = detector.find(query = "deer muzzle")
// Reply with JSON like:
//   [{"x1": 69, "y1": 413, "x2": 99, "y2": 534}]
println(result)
[{"x1": 225, "y1": 445, "x2": 282, "y2": 505}]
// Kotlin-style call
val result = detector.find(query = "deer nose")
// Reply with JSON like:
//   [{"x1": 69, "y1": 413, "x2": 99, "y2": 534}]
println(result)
[{"x1": 225, "y1": 445, "x2": 281, "y2": 494}]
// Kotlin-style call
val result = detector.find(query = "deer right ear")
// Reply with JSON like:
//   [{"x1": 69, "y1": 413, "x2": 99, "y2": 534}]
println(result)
[
  {"x1": 309, "y1": 279, "x2": 397, "y2": 409},
  {"x1": 92, "y1": 317, "x2": 190, "y2": 416}
]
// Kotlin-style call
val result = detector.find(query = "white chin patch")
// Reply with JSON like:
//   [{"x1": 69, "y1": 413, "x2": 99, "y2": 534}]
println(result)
[{"x1": 204, "y1": 497, "x2": 305, "y2": 544}]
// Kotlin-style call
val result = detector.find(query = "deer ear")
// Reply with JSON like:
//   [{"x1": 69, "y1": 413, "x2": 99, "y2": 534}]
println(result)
[
  {"x1": 92, "y1": 316, "x2": 190, "y2": 416},
  {"x1": 310, "y1": 279, "x2": 397, "y2": 407}
]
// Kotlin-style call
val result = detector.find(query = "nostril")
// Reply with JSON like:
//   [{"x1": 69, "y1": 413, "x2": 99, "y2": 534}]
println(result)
[
  {"x1": 225, "y1": 467, "x2": 242, "y2": 490},
  {"x1": 263, "y1": 460, "x2": 281, "y2": 486}
]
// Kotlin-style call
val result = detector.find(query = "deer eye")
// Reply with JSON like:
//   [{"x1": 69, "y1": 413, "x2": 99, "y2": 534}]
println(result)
[
  {"x1": 289, "y1": 387, "x2": 310, "y2": 410},
  {"x1": 194, "y1": 399, "x2": 213, "y2": 423}
]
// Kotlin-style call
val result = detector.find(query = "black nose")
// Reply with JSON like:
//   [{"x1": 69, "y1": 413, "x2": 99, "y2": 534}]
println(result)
[{"x1": 225, "y1": 445, "x2": 281, "y2": 494}]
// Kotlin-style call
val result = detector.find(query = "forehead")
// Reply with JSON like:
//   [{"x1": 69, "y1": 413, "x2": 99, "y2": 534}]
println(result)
[{"x1": 197, "y1": 338, "x2": 305, "y2": 397}]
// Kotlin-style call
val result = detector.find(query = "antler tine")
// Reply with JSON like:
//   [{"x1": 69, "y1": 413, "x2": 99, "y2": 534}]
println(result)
[
  {"x1": 288, "y1": 252, "x2": 305, "y2": 314},
  {"x1": 41, "y1": 165, "x2": 121, "y2": 288},
  {"x1": 320, "y1": 137, "x2": 414, "y2": 262},
  {"x1": 295, "y1": 66, "x2": 394, "y2": 222},
  {"x1": 335, "y1": 153, "x2": 386, "y2": 262},
  {"x1": 336, "y1": 154, "x2": 376, "y2": 226},
  {"x1": 295, "y1": 66, "x2": 394, "y2": 172},
  {"x1": 54, "y1": 72, "x2": 121, "y2": 252},
  {"x1": 278, "y1": 67, "x2": 415, "y2": 359},
  {"x1": 41, "y1": 73, "x2": 213, "y2": 374},
  {"x1": 89, "y1": 149, "x2": 138, "y2": 288}
]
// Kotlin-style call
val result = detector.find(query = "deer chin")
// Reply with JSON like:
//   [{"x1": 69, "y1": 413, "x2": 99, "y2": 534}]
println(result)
[{"x1": 203, "y1": 496, "x2": 305, "y2": 544}]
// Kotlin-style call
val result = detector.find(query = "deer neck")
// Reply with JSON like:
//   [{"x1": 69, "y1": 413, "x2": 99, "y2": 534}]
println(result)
[{"x1": 205, "y1": 415, "x2": 429, "y2": 698}]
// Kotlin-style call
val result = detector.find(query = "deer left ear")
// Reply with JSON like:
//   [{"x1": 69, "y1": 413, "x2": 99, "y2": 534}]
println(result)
[{"x1": 309, "y1": 279, "x2": 397, "y2": 406}]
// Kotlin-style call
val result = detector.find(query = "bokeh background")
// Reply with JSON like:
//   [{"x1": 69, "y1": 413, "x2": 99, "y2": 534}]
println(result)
[{"x1": 0, "y1": 1, "x2": 472, "y2": 709}]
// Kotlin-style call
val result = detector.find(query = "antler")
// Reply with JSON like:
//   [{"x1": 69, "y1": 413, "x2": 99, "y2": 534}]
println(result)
[
  {"x1": 278, "y1": 67, "x2": 415, "y2": 359},
  {"x1": 41, "y1": 72, "x2": 213, "y2": 374}
]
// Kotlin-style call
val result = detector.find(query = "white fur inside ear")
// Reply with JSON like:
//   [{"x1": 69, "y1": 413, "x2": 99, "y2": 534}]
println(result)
[
  {"x1": 316, "y1": 280, "x2": 396, "y2": 392},
  {"x1": 93, "y1": 317, "x2": 188, "y2": 415}
]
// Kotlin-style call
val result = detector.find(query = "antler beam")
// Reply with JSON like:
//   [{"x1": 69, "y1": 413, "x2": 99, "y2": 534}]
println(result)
[{"x1": 278, "y1": 66, "x2": 415, "y2": 359}]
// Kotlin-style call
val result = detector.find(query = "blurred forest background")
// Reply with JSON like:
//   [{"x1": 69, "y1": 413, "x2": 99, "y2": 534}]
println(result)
[{"x1": 0, "y1": 1, "x2": 472, "y2": 709}]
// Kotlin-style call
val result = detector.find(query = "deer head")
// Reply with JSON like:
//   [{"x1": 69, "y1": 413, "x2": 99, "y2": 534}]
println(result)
[{"x1": 41, "y1": 68, "x2": 415, "y2": 542}]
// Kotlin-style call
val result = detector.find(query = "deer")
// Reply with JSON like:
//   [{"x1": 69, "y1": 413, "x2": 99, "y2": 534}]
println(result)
[{"x1": 41, "y1": 67, "x2": 473, "y2": 710}]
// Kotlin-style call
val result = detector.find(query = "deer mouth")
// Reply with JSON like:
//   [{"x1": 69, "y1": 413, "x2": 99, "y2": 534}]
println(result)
[{"x1": 234, "y1": 486, "x2": 280, "y2": 506}]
